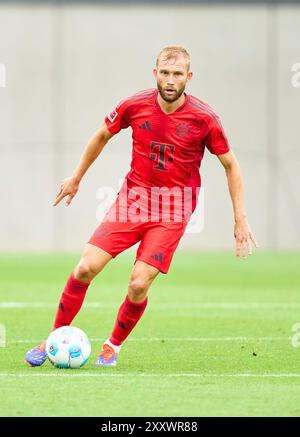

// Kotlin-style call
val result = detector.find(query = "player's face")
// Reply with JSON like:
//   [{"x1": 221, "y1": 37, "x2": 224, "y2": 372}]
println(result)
[{"x1": 154, "y1": 55, "x2": 193, "y2": 103}]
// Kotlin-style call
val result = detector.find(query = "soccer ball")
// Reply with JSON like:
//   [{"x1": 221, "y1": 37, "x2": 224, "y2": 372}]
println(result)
[{"x1": 46, "y1": 326, "x2": 91, "y2": 369}]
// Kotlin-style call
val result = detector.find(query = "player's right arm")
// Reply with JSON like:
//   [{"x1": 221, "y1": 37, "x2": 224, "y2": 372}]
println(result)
[{"x1": 53, "y1": 123, "x2": 114, "y2": 206}]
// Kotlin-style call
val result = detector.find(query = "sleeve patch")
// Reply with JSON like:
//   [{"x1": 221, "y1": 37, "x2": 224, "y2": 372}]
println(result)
[{"x1": 107, "y1": 108, "x2": 118, "y2": 123}]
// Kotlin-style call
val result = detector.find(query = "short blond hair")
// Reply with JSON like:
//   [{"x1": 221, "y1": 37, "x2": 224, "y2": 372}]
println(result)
[{"x1": 156, "y1": 45, "x2": 190, "y2": 71}]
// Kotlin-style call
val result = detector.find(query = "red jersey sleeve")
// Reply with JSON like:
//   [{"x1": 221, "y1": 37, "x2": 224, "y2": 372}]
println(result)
[
  {"x1": 205, "y1": 115, "x2": 230, "y2": 155},
  {"x1": 105, "y1": 98, "x2": 131, "y2": 135}
]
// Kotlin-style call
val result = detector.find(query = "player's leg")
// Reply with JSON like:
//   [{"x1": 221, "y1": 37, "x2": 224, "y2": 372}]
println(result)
[
  {"x1": 96, "y1": 260, "x2": 159, "y2": 366},
  {"x1": 52, "y1": 244, "x2": 112, "y2": 330},
  {"x1": 25, "y1": 244, "x2": 112, "y2": 366},
  {"x1": 96, "y1": 220, "x2": 189, "y2": 367}
]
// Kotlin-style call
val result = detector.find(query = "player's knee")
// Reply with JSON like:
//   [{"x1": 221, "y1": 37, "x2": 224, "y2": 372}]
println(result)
[
  {"x1": 74, "y1": 260, "x2": 98, "y2": 282},
  {"x1": 128, "y1": 276, "x2": 148, "y2": 300}
]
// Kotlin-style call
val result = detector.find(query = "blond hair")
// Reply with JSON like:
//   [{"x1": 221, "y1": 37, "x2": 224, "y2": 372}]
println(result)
[{"x1": 156, "y1": 46, "x2": 190, "y2": 71}]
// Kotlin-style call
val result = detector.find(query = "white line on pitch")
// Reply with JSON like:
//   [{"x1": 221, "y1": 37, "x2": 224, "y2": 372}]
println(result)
[
  {"x1": 1, "y1": 373, "x2": 300, "y2": 378},
  {"x1": 10, "y1": 336, "x2": 290, "y2": 344},
  {"x1": 1, "y1": 302, "x2": 300, "y2": 309}
]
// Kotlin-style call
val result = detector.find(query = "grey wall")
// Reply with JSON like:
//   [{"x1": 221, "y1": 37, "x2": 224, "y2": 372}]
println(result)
[{"x1": 0, "y1": 3, "x2": 299, "y2": 251}]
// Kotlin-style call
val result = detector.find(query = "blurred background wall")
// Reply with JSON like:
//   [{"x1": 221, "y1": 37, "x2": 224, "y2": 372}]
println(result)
[{"x1": 0, "y1": 0, "x2": 299, "y2": 251}]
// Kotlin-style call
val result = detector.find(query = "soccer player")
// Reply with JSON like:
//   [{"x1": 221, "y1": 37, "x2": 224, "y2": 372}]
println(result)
[{"x1": 25, "y1": 46, "x2": 258, "y2": 367}]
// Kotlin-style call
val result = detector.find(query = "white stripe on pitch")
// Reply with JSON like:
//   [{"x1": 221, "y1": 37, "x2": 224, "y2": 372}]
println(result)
[
  {"x1": 1, "y1": 372, "x2": 300, "y2": 378},
  {"x1": 11, "y1": 336, "x2": 290, "y2": 344},
  {"x1": 1, "y1": 302, "x2": 300, "y2": 309}
]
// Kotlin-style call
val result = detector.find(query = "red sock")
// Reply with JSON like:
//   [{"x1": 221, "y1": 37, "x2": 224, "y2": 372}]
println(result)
[
  {"x1": 109, "y1": 295, "x2": 148, "y2": 346},
  {"x1": 53, "y1": 274, "x2": 90, "y2": 330}
]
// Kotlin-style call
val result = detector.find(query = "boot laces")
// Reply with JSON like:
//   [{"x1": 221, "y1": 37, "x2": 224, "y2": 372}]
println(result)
[{"x1": 35, "y1": 342, "x2": 46, "y2": 353}]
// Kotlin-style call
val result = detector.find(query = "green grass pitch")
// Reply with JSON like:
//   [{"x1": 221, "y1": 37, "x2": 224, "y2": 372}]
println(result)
[{"x1": 0, "y1": 250, "x2": 300, "y2": 417}]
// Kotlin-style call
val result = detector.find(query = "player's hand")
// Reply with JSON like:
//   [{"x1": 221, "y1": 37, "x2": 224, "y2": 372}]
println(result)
[
  {"x1": 53, "y1": 176, "x2": 80, "y2": 206},
  {"x1": 234, "y1": 218, "x2": 258, "y2": 259}
]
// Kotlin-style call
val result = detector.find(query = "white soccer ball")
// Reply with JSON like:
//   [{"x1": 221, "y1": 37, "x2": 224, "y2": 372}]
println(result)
[{"x1": 46, "y1": 326, "x2": 91, "y2": 369}]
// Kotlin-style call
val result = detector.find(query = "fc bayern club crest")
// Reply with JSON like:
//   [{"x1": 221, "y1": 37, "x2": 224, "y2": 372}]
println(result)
[{"x1": 176, "y1": 122, "x2": 191, "y2": 138}]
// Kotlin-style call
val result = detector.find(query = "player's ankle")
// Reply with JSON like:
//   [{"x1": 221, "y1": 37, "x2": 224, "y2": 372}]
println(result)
[{"x1": 104, "y1": 339, "x2": 122, "y2": 354}]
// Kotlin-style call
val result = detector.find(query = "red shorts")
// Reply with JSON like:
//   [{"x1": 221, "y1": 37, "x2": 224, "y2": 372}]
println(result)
[{"x1": 88, "y1": 200, "x2": 188, "y2": 274}]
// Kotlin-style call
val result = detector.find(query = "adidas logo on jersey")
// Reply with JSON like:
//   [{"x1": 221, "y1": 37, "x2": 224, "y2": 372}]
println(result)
[{"x1": 139, "y1": 120, "x2": 152, "y2": 130}]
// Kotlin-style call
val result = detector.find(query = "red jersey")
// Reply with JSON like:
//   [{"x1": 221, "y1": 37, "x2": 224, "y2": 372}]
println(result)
[{"x1": 105, "y1": 88, "x2": 230, "y2": 218}]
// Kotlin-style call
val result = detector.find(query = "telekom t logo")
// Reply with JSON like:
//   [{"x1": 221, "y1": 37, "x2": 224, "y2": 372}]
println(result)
[{"x1": 150, "y1": 142, "x2": 174, "y2": 171}]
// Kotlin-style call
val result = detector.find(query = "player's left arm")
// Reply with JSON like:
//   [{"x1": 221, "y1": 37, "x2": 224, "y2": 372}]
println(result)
[{"x1": 217, "y1": 149, "x2": 259, "y2": 259}]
